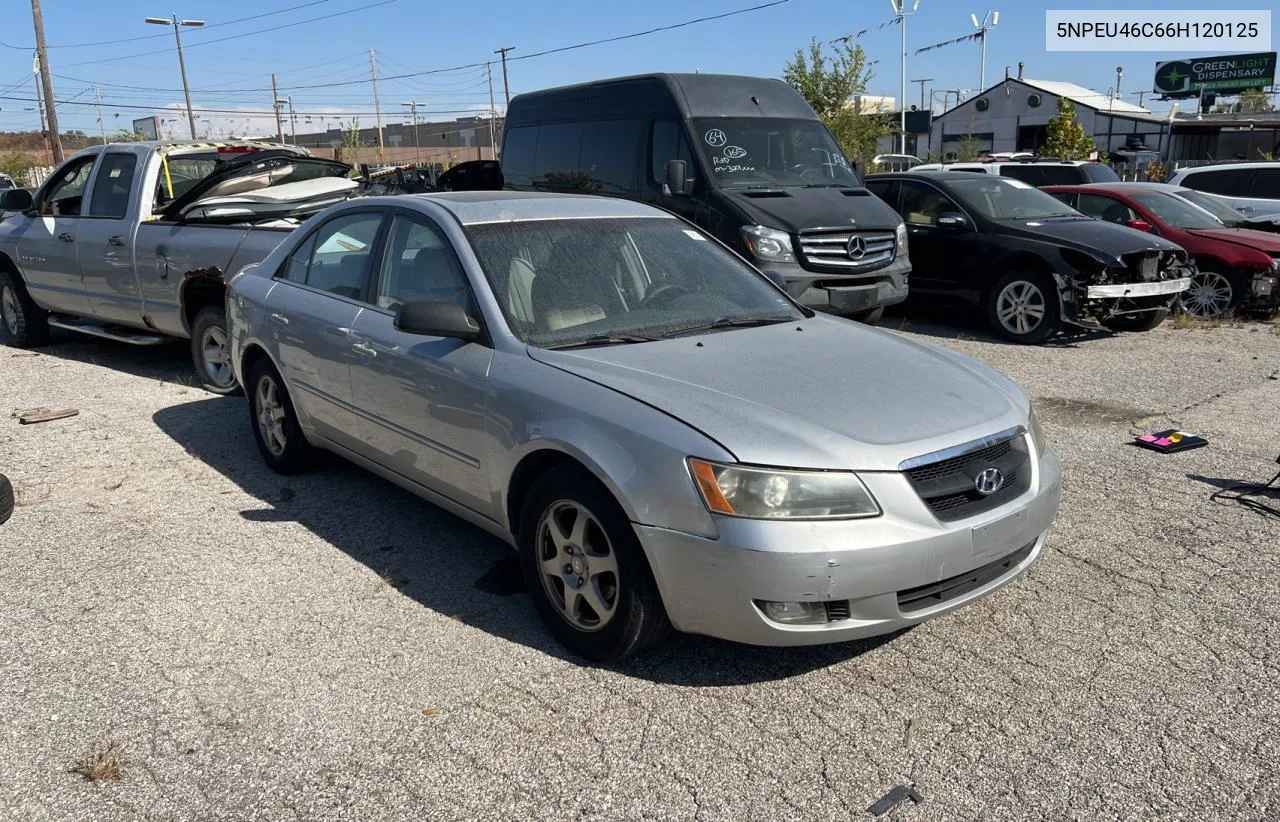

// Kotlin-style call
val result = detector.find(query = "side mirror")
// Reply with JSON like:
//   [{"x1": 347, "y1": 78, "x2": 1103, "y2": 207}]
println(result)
[
  {"x1": 664, "y1": 159, "x2": 692, "y2": 197},
  {"x1": 1126, "y1": 218, "x2": 1154, "y2": 233},
  {"x1": 1, "y1": 188, "x2": 34, "y2": 212},
  {"x1": 393, "y1": 300, "x2": 481, "y2": 341},
  {"x1": 936, "y1": 211, "x2": 969, "y2": 230}
]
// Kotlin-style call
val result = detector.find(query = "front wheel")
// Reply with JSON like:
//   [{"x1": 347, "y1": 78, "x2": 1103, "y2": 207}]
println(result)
[
  {"x1": 246, "y1": 358, "x2": 317, "y2": 475},
  {"x1": 985, "y1": 271, "x2": 1062, "y2": 344},
  {"x1": 190, "y1": 305, "x2": 239, "y2": 395},
  {"x1": 0, "y1": 270, "x2": 51, "y2": 348},
  {"x1": 518, "y1": 465, "x2": 671, "y2": 662},
  {"x1": 1102, "y1": 308, "x2": 1169, "y2": 332},
  {"x1": 1179, "y1": 267, "x2": 1240, "y2": 319}
]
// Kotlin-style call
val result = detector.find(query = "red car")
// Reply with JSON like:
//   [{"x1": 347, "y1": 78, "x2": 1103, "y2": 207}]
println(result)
[{"x1": 1044, "y1": 183, "x2": 1280, "y2": 318}]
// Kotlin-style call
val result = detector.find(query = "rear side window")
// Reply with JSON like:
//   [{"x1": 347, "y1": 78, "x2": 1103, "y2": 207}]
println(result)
[
  {"x1": 88, "y1": 153, "x2": 138, "y2": 219},
  {"x1": 579, "y1": 120, "x2": 641, "y2": 194},
  {"x1": 285, "y1": 212, "x2": 384, "y2": 300},
  {"x1": 1250, "y1": 168, "x2": 1280, "y2": 199},
  {"x1": 650, "y1": 121, "x2": 694, "y2": 184},
  {"x1": 1180, "y1": 167, "x2": 1253, "y2": 195},
  {"x1": 865, "y1": 179, "x2": 897, "y2": 206},
  {"x1": 1082, "y1": 163, "x2": 1120, "y2": 182},
  {"x1": 533, "y1": 123, "x2": 584, "y2": 192},
  {"x1": 500, "y1": 127, "x2": 536, "y2": 189}
]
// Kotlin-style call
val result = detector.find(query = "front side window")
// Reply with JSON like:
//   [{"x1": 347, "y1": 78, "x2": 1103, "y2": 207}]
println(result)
[
  {"x1": 900, "y1": 181, "x2": 960, "y2": 226},
  {"x1": 948, "y1": 177, "x2": 1082, "y2": 221},
  {"x1": 88, "y1": 153, "x2": 138, "y2": 219},
  {"x1": 650, "y1": 121, "x2": 694, "y2": 184},
  {"x1": 467, "y1": 217, "x2": 804, "y2": 348},
  {"x1": 376, "y1": 215, "x2": 473, "y2": 313},
  {"x1": 40, "y1": 156, "x2": 97, "y2": 217},
  {"x1": 1130, "y1": 192, "x2": 1222, "y2": 229},
  {"x1": 289, "y1": 212, "x2": 384, "y2": 299},
  {"x1": 690, "y1": 118, "x2": 858, "y2": 189}
]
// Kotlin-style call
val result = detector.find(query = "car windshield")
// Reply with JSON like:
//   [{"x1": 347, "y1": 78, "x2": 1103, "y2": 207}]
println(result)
[
  {"x1": 466, "y1": 217, "x2": 805, "y2": 349},
  {"x1": 691, "y1": 118, "x2": 860, "y2": 189},
  {"x1": 947, "y1": 177, "x2": 1083, "y2": 220},
  {"x1": 1173, "y1": 189, "x2": 1245, "y2": 224},
  {"x1": 1131, "y1": 191, "x2": 1223, "y2": 229}
]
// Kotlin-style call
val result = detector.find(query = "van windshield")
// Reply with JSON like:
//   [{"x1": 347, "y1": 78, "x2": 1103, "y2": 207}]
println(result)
[{"x1": 691, "y1": 118, "x2": 860, "y2": 189}]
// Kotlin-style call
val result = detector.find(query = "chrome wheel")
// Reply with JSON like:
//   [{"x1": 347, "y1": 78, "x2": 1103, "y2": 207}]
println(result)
[
  {"x1": 536, "y1": 500, "x2": 619, "y2": 632},
  {"x1": 255, "y1": 374, "x2": 288, "y2": 457},
  {"x1": 1182, "y1": 270, "x2": 1233, "y2": 319},
  {"x1": 1, "y1": 285, "x2": 18, "y2": 334},
  {"x1": 200, "y1": 324, "x2": 235, "y2": 389},
  {"x1": 995, "y1": 280, "x2": 1047, "y2": 336}
]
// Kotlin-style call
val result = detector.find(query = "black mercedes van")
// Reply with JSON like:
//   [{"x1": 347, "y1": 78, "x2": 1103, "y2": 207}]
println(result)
[{"x1": 500, "y1": 73, "x2": 910, "y2": 319}]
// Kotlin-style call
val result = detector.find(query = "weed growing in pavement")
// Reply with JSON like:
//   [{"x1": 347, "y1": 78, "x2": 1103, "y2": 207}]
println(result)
[
  {"x1": 1169, "y1": 311, "x2": 1240, "y2": 330},
  {"x1": 377, "y1": 569, "x2": 400, "y2": 590},
  {"x1": 13, "y1": 483, "x2": 51, "y2": 506},
  {"x1": 71, "y1": 741, "x2": 123, "y2": 781}
]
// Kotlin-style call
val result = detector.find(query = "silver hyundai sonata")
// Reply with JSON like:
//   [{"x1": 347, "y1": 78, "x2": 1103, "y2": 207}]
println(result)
[{"x1": 228, "y1": 192, "x2": 1061, "y2": 662}]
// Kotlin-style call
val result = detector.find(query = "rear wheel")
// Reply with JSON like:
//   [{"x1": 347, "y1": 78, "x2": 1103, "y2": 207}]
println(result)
[
  {"x1": 1102, "y1": 308, "x2": 1168, "y2": 332},
  {"x1": 246, "y1": 358, "x2": 317, "y2": 475},
  {"x1": 0, "y1": 472, "x2": 13, "y2": 525},
  {"x1": 1179, "y1": 267, "x2": 1240, "y2": 319},
  {"x1": 0, "y1": 270, "x2": 50, "y2": 348},
  {"x1": 986, "y1": 271, "x2": 1062, "y2": 344},
  {"x1": 190, "y1": 305, "x2": 239, "y2": 395}
]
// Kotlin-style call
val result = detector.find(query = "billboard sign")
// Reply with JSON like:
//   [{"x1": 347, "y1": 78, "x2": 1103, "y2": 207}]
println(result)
[
  {"x1": 1153, "y1": 52, "x2": 1276, "y2": 98},
  {"x1": 132, "y1": 116, "x2": 160, "y2": 140}
]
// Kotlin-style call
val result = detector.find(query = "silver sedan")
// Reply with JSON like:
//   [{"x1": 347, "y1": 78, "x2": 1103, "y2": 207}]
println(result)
[{"x1": 227, "y1": 192, "x2": 1061, "y2": 662}]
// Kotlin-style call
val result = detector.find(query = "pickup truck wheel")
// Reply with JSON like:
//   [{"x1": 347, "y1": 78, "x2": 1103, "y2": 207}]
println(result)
[
  {"x1": 519, "y1": 465, "x2": 671, "y2": 663},
  {"x1": 986, "y1": 271, "x2": 1062, "y2": 344},
  {"x1": 0, "y1": 472, "x2": 13, "y2": 525},
  {"x1": 247, "y1": 358, "x2": 316, "y2": 475},
  {"x1": 1102, "y1": 308, "x2": 1168, "y2": 332},
  {"x1": 190, "y1": 305, "x2": 239, "y2": 395},
  {"x1": 0, "y1": 271, "x2": 51, "y2": 347}
]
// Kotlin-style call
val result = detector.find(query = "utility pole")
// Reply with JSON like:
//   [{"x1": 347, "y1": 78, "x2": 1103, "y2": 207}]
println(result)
[
  {"x1": 370, "y1": 49, "x2": 385, "y2": 162},
  {"x1": 95, "y1": 86, "x2": 108, "y2": 145},
  {"x1": 287, "y1": 96, "x2": 296, "y2": 145},
  {"x1": 494, "y1": 46, "x2": 514, "y2": 108},
  {"x1": 912, "y1": 78, "x2": 933, "y2": 111},
  {"x1": 401, "y1": 100, "x2": 421, "y2": 165},
  {"x1": 30, "y1": 0, "x2": 64, "y2": 163},
  {"x1": 890, "y1": 2, "x2": 921, "y2": 155},
  {"x1": 271, "y1": 74, "x2": 284, "y2": 143},
  {"x1": 487, "y1": 61, "x2": 499, "y2": 160},
  {"x1": 33, "y1": 60, "x2": 51, "y2": 166}
]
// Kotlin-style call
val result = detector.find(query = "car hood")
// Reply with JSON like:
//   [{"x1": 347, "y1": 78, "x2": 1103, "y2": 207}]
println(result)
[
  {"x1": 720, "y1": 187, "x2": 901, "y2": 234},
  {"x1": 1184, "y1": 226, "x2": 1280, "y2": 254},
  {"x1": 526, "y1": 316, "x2": 1028, "y2": 471},
  {"x1": 995, "y1": 217, "x2": 1182, "y2": 263}
]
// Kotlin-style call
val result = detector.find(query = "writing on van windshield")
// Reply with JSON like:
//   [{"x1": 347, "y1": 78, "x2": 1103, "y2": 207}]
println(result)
[{"x1": 694, "y1": 119, "x2": 858, "y2": 188}]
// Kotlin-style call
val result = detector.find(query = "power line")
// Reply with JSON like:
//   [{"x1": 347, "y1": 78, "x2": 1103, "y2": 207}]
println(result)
[{"x1": 0, "y1": 94, "x2": 488, "y2": 118}]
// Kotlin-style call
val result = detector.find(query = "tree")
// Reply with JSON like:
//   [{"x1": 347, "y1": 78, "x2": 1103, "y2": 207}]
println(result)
[
  {"x1": 951, "y1": 114, "x2": 984, "y2": 160},
  {"x1": 784, "y1": 37, "x2": 895, "y2": 163},
  {"x1": 0, "y1": 153, "x2": 35, "y2": 184},
  {"x1": 1044, "y1": 96, "x2": 1096, "y2": 159},
  {"x1": 1238, "y1": 88, "x2": 1275, "y2": 113}
]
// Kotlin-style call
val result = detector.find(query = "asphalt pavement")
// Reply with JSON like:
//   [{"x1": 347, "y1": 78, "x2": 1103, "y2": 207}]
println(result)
[{"x1": 1, "y1": 314, "x2": 1278, "y2": 820}]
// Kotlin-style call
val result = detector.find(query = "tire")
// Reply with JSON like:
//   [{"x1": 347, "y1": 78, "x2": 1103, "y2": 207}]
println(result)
[
  {"x1": 0, "y1": 269, "x2": 51, "y2": 348},
  {"x1": 0, "y1": 473, "x2": 13, "y2": 526},
  {"x1": 1179, "y1": 267, "x2": 1241, "y2": 319},
  {"x1": 246, "y1": 358, "x2": 317, "y2": 475},
  {"x1": 1102, "y1": 308, "x2": 1168, "y2": 332},
  {"x1": 518, "y1": 464, "x2": 671, "y2": 662},
  {"x1": 985, "y1": 270, "x2": 1062, "y2": 344},
  {"x1": 190, "y1": 305, "x2": 239, "y2": 395},
  {"x1": 849, "y1": 305, "x2": 885, "y2": 325}
]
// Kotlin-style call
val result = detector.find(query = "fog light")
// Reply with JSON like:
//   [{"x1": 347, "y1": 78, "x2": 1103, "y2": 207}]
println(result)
[
  {"x1": 756, "y1": 600, "x2": 828, "y2": 625},
  {"x1": 1252, "y1": 275, "x2": 1278, "y2": 297}
]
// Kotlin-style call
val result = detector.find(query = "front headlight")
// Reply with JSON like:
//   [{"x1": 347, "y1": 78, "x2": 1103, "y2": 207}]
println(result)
[
  {"x1": 740, "y1": 225, "x2": 796, "y2": 263},
  {"x1": 1028, "y1": 403, "x2": 1047, "y2": 454},
  {"x1": 688, "y1": 459, "x2": 880, "y2": 520},
  {"x1": 895, "y1": 221, "x2": 907, "y2": 251}
]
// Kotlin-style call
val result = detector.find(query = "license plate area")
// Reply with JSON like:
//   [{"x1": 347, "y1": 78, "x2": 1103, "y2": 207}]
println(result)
[{"x1": 971, "y1": 509, "x2": 1029, "y2": 559}]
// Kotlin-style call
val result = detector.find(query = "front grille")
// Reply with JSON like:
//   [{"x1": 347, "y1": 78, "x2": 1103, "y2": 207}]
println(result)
[
  {"x1": 823, "y1": 600, "x2": 851, "y2": 622},
  {"x1": 902, "y1": 430, "x2": 1031, "y2": 522},
  {"x1": 797, "y1": 229, "x2": 896, "y2": 271},
  {"x1": 897, "y1": 540, "x2": 1036, "y2": 614}
]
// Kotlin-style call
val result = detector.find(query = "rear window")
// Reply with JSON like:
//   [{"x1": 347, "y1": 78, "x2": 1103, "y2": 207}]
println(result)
[
  {"x1": 1081, "y1": 163, "x2": 1120, "y2": 183},
  {"x1": 998, "y1": 165, "x2": 1085, "y2": 187},
  {"x1": 1179, "y1": 167, "x2": 1253, "y2": 195}
]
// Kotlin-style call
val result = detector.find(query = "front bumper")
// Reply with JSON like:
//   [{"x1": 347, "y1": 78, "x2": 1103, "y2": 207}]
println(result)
[
  {"x1": 1085, "y1": 277, "x2": 1190, "y2": 300},
  {"x1": 635, "y1": 446, "x2": 1061, "y2": 647},
  {"x1": 761, "y1": 255, "x2": 911, "y2": 315}
]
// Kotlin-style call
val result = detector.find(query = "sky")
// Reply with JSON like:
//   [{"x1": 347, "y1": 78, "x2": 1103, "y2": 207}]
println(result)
[{"x1": 0, "y1": 0, "x2": 1276, "y2": 140}]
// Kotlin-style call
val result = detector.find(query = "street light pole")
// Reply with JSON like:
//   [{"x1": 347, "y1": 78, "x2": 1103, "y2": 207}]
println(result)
[
  {"x1": 145, "y1": 14, "x2": 204, "y2": 140},
  {"x1": 970, "y1": 11, "x2": 999, "y2": 92},
  {"x1": 890, "y1": 0, "x2": 921, "y2": 155}
]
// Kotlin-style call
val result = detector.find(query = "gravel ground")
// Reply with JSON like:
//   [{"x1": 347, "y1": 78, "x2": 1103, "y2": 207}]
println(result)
[{"x1": 1, "y1": 315, "x2": 1278, "y2": 821}]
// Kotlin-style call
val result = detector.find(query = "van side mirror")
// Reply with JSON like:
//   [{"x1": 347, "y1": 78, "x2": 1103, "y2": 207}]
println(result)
[
  {"x1": 1, "y1": 188, "x2": 34, "y2": 212},
  {"x1": 664, "y1": 159, "x2": 691, "y2": 197},
  {"x1": 936, "y1": 211, "x2": 968, "y2": 230},
  {"x1": 394, "y1": 300, "x2": 481, "y2": 341}
]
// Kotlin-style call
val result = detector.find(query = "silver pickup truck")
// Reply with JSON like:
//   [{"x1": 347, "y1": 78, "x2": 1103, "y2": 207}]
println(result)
[{"x1": 0, "y1": 141, "x2": 356, "y2": 392}]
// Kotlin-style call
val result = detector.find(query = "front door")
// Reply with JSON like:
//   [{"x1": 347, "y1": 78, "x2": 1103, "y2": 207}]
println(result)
[
  {"x1": 348, "y1": 210, "x2": 493, "y2": 514},
  {"x1": 266, "y1": 208, "x2": 388, "y2": 451},
  {"x1": 897, "y1": 179, "x2": 972, "y2": 297},
  {"x1": 646, "y1": 120, "x2": 701, "y2": 227},
  {"x1": 15, "y1": 154, "x2": 99, "y2": 316},
  {"x1": 77, "y1": 149, "x2": 146, "y2": 326}
]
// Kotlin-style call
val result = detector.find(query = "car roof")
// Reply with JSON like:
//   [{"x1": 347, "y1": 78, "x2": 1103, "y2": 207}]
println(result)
[
  {"x1": 867, "y1": 170, "x2": 1009, "y2": 183},
  {"x1": 1171, "y1": 162, "x2": 1276, "y2": 174},
  {"x1": 389, "y1": 191, "x2": 674, "y2": 225}
]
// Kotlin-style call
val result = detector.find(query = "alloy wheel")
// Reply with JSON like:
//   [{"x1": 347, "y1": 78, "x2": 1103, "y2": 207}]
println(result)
[
  {"x1": 1182, "y1": 270, "x2": 1233, "y2": 319},
  {"x1": 995, "y1": 280, "x2": 1047, "y2": 336},
  {"x1": 1, "y1": 285, "x2": 18, "y2": 334},
  {"x1": 255, "y1": 375, "x2": 288, "y2": 457},
  {"x1": 536, "y1": 500, "x2": 620, "y2": 632},
  {"x1": 200, "y1": 325, "x2": 236, "y2": 389}
]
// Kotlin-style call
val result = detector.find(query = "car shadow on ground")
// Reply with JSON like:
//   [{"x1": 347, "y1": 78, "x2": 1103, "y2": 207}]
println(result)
[
  {"x1": 882, "y1": 302, "x2": 1112, "y2": 349},
  {"x1": 5, "y1": 331, "x2": 196, "y2": 385},
  {"x1": 152, "y1": 395, "x2": 889, "y2": 684}
]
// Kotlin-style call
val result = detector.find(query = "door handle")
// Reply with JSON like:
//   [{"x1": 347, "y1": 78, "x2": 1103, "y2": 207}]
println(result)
[
  {"x1": 352, "y1": 340, "x2": 377, "y2": 357},
  {"x1": 108, "y1": 235, "x2": 126, "y2": 246},
  {"x1": 57, "y1": 232, "x2": 74, "y2": 242},
  {"x1": 269, "y1": 312, "x2": 289, "y2": 325}
]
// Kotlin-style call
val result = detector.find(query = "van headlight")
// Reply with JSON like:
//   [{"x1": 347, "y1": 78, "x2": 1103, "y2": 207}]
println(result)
[
  {"x1": 1028, "y1": 404, "x2": 1047, "y2": 454},
  {"x1": 895, "y1": 221, "x2": 907, "y2": 251},
  {"x1": 688, "y1": 459, "x2": 880, "y2": 519},
  {"x1": 741, "y1": 225, "x2": 796, "y2": 264}
]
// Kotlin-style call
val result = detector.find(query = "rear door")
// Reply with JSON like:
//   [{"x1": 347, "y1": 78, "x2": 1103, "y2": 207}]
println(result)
[
  {"x1": 266, "y1": 208, "x2": 389, "y2": 450},
  {"x1": 77, "y1": 148, "x2": 146, "y2": 326},
  {"x1": 1246, "y1": 168, "x2": 1280, "y2": 216},
  {"x1": 347, "y1": 209, "x2": 493, "y2": 514},
  {"x1": 15, "y1": 154, "x2": 99, "y2": 315}
]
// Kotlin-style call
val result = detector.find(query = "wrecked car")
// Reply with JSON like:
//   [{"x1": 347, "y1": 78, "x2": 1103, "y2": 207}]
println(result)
[
  {"x1": 866, "y1": 172, "x2": 1192, "y2": 343},
  {"x1": 0, "y1": 141, "x2": 356, "y2": 392}
]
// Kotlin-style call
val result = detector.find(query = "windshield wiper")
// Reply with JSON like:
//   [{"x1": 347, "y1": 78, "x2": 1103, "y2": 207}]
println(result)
[
  {"x1": 544, "y1": 333, "x2": 661, "y2": 350},
  {"x1": 660, "y1": 315, "x2": 794, "y2": 338}
]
